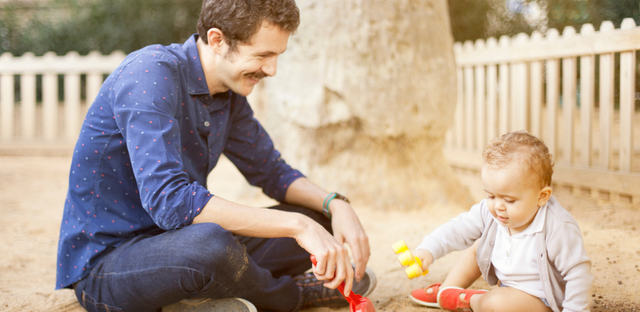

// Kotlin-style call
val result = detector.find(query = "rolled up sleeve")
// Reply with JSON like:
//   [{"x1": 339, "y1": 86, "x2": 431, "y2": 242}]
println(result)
[{"x1": 112, "y1": 52, "x2": 212, "y2": 230}]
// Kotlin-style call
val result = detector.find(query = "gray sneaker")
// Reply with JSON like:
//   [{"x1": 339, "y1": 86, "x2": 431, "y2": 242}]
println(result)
[
  {"x1": 163, "y1": 298, "x2": 257, "y2": 312},
  {"x1": 294, "y1": 266, "x2": 377, "y2": 309}
]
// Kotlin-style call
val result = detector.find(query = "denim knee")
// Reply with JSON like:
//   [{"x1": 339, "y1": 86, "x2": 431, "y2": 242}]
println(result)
[{"x1": 178, "y1": 223, "x2": 250, "y2": 277}]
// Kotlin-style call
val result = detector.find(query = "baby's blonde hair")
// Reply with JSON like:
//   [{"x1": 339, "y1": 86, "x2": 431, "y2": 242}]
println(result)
[{"x1": 482, "y1": 130, "x2": 554, "y2": 189}]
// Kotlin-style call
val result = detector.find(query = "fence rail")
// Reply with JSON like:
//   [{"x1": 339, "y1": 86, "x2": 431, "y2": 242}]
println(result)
[
  {"x1": 1, "y1": 21, "x2": 639, "y2": 203},
  {"x1": 445, "y1": 18, "x2": 640, "y2": 203},
  {"x1": 0, "y1": 50, "x2": 125, "y2": 143}
]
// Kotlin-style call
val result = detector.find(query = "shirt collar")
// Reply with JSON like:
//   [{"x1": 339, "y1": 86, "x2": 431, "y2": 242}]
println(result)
[
  {"x1": 183, "y1": 34, "x2": 212, "y2": 96},
  {"x1": 521, "y1": 203, "x2": 546, "y2": 235}
]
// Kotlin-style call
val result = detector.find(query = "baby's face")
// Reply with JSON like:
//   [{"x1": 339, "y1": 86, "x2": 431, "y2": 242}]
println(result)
[{"x1": 481, "y1": 163, "x2": 548, "y2": 235}]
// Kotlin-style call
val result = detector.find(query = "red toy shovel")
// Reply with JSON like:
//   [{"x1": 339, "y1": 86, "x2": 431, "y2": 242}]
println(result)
[{"x1": 310, "y1": 255, "x2": 376, "y2": 312}]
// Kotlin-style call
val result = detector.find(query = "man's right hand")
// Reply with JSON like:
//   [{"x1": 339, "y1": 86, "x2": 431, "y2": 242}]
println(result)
[{"x1": 292, "y1": 215, "x2": 355, "y2": 296}]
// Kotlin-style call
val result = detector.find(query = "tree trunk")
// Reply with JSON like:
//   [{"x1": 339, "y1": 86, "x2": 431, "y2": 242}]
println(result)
[{"x1": 251, "y1": 0, "x2": 474, "y2": 210}]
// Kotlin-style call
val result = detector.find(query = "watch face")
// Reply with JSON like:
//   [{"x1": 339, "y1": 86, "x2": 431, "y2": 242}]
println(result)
[{"x1": 335, "y1": 194, "x2": 350, "y2": 203}]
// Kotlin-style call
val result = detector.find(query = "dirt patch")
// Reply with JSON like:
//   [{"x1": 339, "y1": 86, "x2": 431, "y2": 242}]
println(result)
[{"x1": 0, "y1": 156, "x2": 638, "y2": 311}]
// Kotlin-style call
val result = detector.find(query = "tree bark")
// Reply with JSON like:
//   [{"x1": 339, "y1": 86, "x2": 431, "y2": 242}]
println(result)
[{"x1": 251, "y1": 0, "x2": 473, "y2": 210}]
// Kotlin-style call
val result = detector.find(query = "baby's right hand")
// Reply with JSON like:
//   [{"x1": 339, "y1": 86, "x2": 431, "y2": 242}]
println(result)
[{"x1": 412, "y1": 249, "x2": 434, "y2": 272}]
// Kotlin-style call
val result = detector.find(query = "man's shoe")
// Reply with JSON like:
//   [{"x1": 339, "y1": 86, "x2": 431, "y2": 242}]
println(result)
[
  {"x1": 163, "y1": 298, "x2": 257, "y2": 312},
  {"x1": 294, "y1": 266, "x2": 377, "y2": 309}
]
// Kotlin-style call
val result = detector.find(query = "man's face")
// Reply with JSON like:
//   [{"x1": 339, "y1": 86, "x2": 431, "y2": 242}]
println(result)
[{"x1": 215, "y1": 21, "x2": 289, "y2": 96}]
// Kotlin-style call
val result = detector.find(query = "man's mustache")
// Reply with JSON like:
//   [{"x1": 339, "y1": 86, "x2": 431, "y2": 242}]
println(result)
[{"x1": 245, "y1": 71, "x2": 268, "y2": 80}]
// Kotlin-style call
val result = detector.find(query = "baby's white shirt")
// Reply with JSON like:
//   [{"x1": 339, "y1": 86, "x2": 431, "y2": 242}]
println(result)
[{"x1": 491, "y1": 204, "x2": 547, "y2": 299}]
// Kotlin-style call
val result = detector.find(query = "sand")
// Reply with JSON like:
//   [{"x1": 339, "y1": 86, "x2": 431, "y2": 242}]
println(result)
[{"x1": 0, "y1": 155, "x2": 639, "y2": 312}]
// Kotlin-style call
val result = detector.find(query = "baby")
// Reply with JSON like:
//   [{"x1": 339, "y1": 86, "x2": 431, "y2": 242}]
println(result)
[{"x1": 409, "y1": 130, "x2": 593, "y2": 312}]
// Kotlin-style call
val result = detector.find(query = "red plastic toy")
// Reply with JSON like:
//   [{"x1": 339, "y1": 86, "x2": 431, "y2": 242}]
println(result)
[{"x1": 309, "y1": 255, "x2": 376, "y2": 312}]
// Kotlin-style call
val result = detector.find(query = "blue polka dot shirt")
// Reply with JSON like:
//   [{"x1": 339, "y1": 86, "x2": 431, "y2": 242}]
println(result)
[{"x1": 55, "y1": 34, "x2": 304, "y2": 289}]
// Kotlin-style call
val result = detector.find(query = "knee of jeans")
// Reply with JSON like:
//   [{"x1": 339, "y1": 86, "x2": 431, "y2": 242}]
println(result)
[{"x1": 184, "y1": 223, "x2": 250, "y2": 275}]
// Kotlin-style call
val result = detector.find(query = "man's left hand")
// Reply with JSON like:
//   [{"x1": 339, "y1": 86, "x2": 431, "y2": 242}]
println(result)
[{"x1": 328, "y1": 199, "x2": 370, "y2": 282}]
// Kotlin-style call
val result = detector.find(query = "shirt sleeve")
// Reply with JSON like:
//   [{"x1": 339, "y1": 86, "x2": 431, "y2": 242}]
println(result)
[
  {"x1": 415, "y1": 201, "x2": 486, "y2": 260},
  {"x1": 111, "y1": 51, "x2": 212, "y2": 231},
  {"x1": 223, "y1": 95, "x2": 304, "y2": 202},
  {"x1": 547, "y1": 221, "x2": 593, "y2": 312}
]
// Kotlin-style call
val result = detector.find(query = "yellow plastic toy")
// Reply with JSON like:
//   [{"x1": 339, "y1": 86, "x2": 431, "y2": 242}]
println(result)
[{"x1": 392, "y1": 240, "x2": 428, "y2": 279}]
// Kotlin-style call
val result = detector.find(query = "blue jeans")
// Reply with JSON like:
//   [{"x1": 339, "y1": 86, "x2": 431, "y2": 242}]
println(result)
[{"x1": 73, "y1": 204, "x2": 331, "y2": 312}]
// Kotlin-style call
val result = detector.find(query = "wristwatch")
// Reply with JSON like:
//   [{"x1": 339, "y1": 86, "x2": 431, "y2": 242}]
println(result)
[
  {"x1": 333, "y1": 193, "x2": 350, "y2": 204},
  {"x1": 322, "y1": 192, "x2": 350, "y2": 219}
]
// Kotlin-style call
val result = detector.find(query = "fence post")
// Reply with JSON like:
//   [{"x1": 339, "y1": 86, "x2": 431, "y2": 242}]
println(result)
[
  {"x1": 498, "y1": 36, "x2": 510, "y2": 136},
  {"x1": 619, "y1": 18, "x2": 637, "y2": 172},
  {"x1": 578, "y1": 24, "x2": 596, "y2": 166},
  {"x1": 455, "y1": 62, "x2": 464, "y2": 149},
  {"x1": 561, "y1": 26, "x2": 577, "y2": 164},
  {"x1": 1, "y1": 52, "x2": 14, "y2": 141},
  {"x1": 20, "y1": 52, "x2": 37, "y2": 140},
  {"x1": 529, "y1": 31, "x2": 543, "y2": 138},
  {"x1": 42, "y1": 52, "x2": 59, "y2": 142},
  {"x1": 512, "y1": 33, "x2": 529, "y2": 132},
  {"x1": 475, "y1": 39, "x2": 487, "y2": 150},
  {"x1": 463, "y1": 41, "x2": 475, "y2": 151},
  {"x1": 598, "y1": 21, "x2": 615, "y2": 170},
  {"x1": 486, "y1": 37, "x2": 498, "y2": 142},
  {"x1": 545, "y1": 29, "x2": 560, "y2": 160},
  {"x1": 64, "y1": 51, "x2": 81, "y2": 142}
]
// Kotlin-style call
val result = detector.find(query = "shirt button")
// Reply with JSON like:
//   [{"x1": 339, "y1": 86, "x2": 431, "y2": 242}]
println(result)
[{"x1": 204, "y1": 121, "x2": 210, "y2": 127}]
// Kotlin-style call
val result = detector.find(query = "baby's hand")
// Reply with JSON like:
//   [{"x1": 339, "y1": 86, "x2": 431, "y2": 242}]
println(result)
[{"x1": 412, "y1": 249, "x2": 434, "y2": 272}]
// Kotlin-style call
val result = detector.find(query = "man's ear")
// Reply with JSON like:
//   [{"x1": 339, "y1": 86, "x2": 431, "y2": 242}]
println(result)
[
  {"x1": 206, "y1": 28, "x2": 225, "y2": 56},
  {"x1": 537, "y1": 186, "x2": 552, "y2": 207}
]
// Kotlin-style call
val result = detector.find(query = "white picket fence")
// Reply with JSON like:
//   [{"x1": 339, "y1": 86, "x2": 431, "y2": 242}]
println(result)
[
  {"x1": 0, "y1": 50, "x2": 125, "y2": 143},
  {"x1": 1, "y1": 19, "x2": 639, "y2": 202},
  {"x1": 444, "y1": 18, "x2": 640, "y2": 203}
]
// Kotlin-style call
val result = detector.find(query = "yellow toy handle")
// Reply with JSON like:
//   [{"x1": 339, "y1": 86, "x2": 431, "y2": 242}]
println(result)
[
  {"x1": 392, "y1": 240, "x2": 409, "y2": 254},
  {"x1": 392, "y1": 240, "x2": 429, "y2": 279}
]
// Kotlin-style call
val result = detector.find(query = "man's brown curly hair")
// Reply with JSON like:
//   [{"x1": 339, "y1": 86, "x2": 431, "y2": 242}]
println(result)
[
  {"x1": 197, "y1": 0, "x2": 300, "y2": 52},
  {"x1": 482, "y1": 130, "x2": 555, "y2": 189}
]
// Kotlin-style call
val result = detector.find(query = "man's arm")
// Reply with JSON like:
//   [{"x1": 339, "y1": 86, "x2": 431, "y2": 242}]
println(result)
[
  {"x1": 217, "y1": 96, "x2": 370, "y2": 293},
  {"x1": 112, "y1": 52, "x2": 213, "y2": 231},
  {"x1": 192, "y1": 194, "x2": 357, "y2": 295}
]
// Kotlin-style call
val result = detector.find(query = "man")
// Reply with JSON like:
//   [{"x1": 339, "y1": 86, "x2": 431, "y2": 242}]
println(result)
[{"x1": 55, "y1": 0, "x2": 375, "y2": 311}]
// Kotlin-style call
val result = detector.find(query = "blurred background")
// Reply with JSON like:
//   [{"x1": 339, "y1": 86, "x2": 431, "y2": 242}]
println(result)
[
  {"x1": 1, "y1": 0, "x2": 638, "y2": 56},
  {"x1": 1, "y1": 2, "x2": 640, "y2": 311},
  {"x1": 0, "y1": 0, "x2": 639, "y2": 208}
]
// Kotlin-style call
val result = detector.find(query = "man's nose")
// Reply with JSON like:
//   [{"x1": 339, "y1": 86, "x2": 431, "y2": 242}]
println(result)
[{"x1": 262, "y1": 57, "x2": 277, "y2": 77}]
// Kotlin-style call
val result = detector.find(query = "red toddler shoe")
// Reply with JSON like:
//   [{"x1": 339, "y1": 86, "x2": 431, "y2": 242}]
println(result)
[
  {"x1": 437, "y1": 286, "x2": 487, "y2": 312},
  {"x1": 409, "y1": 283, "x2": 441, "y2": 308}
]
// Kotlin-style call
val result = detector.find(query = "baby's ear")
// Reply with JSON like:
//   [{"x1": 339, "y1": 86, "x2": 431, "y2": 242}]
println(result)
[{"x1": 537, "y1": 186, "x2": 552, "y2": 206}]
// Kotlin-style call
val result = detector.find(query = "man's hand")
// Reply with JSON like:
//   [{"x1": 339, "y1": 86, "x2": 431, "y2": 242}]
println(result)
[
  {"x1": 283, "y1": 177, "x2": 372, "y2": 296},
  {"x1": 292, "y1": 215, "x2": 355, "y2": 296},
  {"x1": 194, "y1": 195, "x2": 357, "y2": 294},
  {"x1": 328, "y1": 199, "x2": 370, "y2": 282}
]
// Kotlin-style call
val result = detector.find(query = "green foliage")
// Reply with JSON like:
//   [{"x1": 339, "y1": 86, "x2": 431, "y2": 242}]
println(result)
[
  {"x1": 547, "y1": 0, "x2": 640, "y2": 30},
  {"x1": 0, "y1": 4, "x2": 24, "y2": 53},
  {"x1": 2, "y1": 0, "x2": 639, "y2": 54},
  {"x1": 0, "y1": 0, "x2": 203, "y2": 56},
  {"x1": 447, "y1": 0, "x2": 491, "y2": 42},
  {"x1": 448, "y1": 0, "x2": 640, "y2": 42}
]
